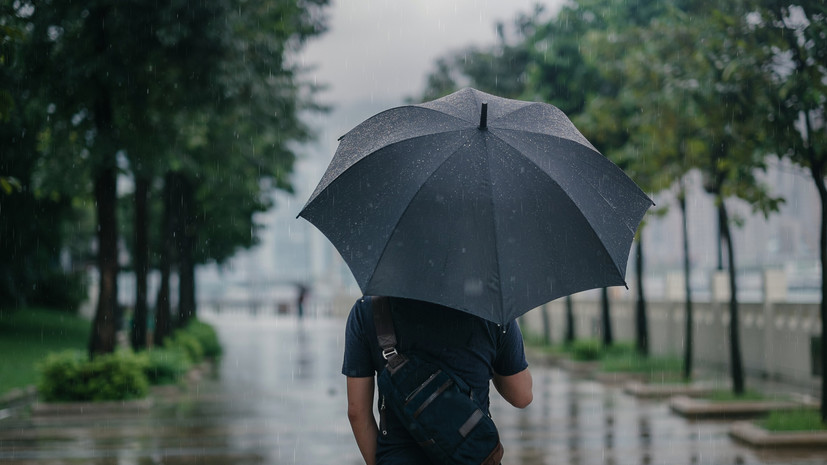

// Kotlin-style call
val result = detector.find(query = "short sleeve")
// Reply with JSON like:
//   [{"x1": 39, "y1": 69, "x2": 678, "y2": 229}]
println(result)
[
  {"x1": 492, "y1": 320, "x2": 528, "y2": 376},
  {"x1": 342, "y1": 298, "x2": 376, "y2": 378}
]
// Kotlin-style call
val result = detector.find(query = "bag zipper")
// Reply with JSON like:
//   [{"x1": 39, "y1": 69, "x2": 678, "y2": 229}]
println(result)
[
  {"x1": 380, "y1": 395, "x2": 388, "y2": 436},
  {"x1": 404, "y1": 369, "x2": 442, "y2": 404}
]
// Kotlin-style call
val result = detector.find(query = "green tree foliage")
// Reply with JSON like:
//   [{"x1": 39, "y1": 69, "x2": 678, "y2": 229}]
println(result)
[
  {"x1": 748, "y1": 0, "x2": 827, "y2": 421},
  {"x1": 18, "y1": 0, "x2": 242, "y2": 355},
  {"x1": 6, "y1": 0, "x2": 328, "y2": 354},
  {"x1": 151, "y1": 0, "x2": 328, "y2": 331},
  {"x1": 417, "y1": 0, "x2": 803, "y2": 393},
  {"x1": 687, "y1": 2, "x2": 784, "y2": 394},
  {"x1": 577, "y1": 5, "x2": 706, "y2": 360},
  {"x1": 577, "y1": 0, "x2": 783, "y2": 391},
  {"x1": 0, "y1": 4, "x2": 92, "y2": 311}
]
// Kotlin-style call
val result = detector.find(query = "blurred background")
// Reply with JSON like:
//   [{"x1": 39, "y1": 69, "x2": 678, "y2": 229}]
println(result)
[
  {"x1": 1, "y1": 0, "x2": 824, "y2": 410},
  {"x1": 3, "y1": 2, "x2": 827, "y2": 463}
]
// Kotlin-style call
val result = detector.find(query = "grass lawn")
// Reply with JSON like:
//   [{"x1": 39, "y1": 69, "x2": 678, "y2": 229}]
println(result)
[
  {"x1": 522, "y1": 333, "x2": 569, "y2": 355},
  {"x1": 524, "y1": 332, "x2": 685, "y2": 381},
  {"x1": 0, "y1": 307, "x2": 90, "y2": 396},
  {"x1": 762, "y1": 409, "x2": 827, "y2": 432}
]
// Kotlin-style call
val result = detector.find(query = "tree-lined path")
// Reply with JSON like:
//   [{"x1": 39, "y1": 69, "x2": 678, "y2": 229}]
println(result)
[{"x1": 2, "y1": 312, "x2": 827, "y2": 464}]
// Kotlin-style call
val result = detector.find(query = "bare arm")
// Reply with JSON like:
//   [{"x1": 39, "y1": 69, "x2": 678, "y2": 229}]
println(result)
[
  {"x1": 493, "y1": 368, "x2": 533, "y2": 408},
  {"x1": 346, "y1": 376, "x2": 378, "y2": 465}
]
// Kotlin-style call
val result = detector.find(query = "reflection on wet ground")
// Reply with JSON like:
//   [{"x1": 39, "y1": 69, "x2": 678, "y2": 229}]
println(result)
[{"x1": 1, "y1": 313, "x2": 827, "y2": 464}]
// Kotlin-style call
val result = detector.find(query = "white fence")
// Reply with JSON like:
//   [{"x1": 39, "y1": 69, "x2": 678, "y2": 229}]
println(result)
[{"x1": 520, "y1": 271, "x2": 821, "y2": 392}]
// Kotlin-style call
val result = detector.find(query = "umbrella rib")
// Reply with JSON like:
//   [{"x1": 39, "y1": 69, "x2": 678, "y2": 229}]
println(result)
[
  {"x1": 481, "y1": 137, "x2": 507, "y2": 321},
  {"x1": 489, "y1": 131, "x2": 632, "y2": 284}
]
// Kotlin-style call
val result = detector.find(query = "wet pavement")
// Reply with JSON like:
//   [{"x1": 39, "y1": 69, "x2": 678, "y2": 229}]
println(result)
[{"x1": 2, "y1": 312, "x2": 827, "y2": 465}]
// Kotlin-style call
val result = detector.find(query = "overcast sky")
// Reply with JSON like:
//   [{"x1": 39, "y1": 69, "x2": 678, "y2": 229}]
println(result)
[
  {"x1": 298, "y1": 0, "x2": 562, "y2": 107},
  {"x1": 293, "y1": 0, "x2": 565, "y2": 197}
]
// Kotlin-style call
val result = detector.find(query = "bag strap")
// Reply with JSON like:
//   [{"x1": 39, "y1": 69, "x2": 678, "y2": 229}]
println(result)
[{"x1": 372, "y1": 296, "x2": 407, "y2": 373}]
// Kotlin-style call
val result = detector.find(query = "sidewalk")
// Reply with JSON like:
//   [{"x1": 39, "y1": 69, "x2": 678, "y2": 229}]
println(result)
[{"x1": 1, "y1": 312, "x2": 826, "y2": 464}]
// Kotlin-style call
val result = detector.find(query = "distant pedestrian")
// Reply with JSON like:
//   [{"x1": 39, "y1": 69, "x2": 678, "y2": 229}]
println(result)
[{"x1": 296, "y1": 284, "x2": 308, "y2": 319}]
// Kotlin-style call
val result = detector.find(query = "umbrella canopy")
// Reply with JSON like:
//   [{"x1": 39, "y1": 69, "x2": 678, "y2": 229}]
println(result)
[{"x1": 299, "y1": 88, "x2": 653, "y2": 324}]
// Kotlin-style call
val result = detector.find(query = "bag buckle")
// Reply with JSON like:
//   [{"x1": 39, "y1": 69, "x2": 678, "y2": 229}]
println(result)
[{"x1": 382, "y1": 348, "x2": 398, "y2": 360}]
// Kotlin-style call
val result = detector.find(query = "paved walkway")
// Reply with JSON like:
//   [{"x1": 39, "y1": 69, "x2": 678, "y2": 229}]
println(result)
[{"x1": 1, "y1": 312, "x2": 826, "y2": 464}]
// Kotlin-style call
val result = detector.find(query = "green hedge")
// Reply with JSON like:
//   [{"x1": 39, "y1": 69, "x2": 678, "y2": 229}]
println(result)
[
  {"x1": 183, "y1": 320, "x2": 222, "y2": 359},
  {"x1": 166, "y1": 331, "x2": 204, "y2": 364},
  {"x1": 36, "y1": 319, "x2": 222, "y2": 402},
  {"x1": 163, "y1": 319, "x2": 223, "y2": 363},
  {"x1": 138, "y1": 348, "x2": 191, "y2": 385},
  {"x1": 570, "y1": 340, "x2": 602, "y2": 361},
  {"x1": 38, "y1": 350, "x2": 149, "y2": 402}
]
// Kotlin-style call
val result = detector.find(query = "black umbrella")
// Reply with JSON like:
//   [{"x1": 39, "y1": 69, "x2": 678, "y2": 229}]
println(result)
[{"x1": 299, "y1": 88, "x2": 653, "y2": 324}]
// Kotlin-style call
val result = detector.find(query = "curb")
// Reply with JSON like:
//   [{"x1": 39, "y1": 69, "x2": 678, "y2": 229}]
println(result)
[
  {"x1": 559, "y1": 359, "x2": 601, "y2": 377},
  {"x1": 730, "y1": 421, "x2": 827, "y2": 447},
  {"x1": 592, "y1": 372, "x2": 648, "y2": 385},
  {"x1": 669, "y1": 395, "x2": 804, "y2": 419},
  {"x1": 31, "y1": 398, "x2": 154, "y2": 416}
]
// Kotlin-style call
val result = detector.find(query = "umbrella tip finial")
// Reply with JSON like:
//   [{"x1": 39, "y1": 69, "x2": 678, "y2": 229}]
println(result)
[{"x1": 478, "y1": 103, "x2": 488, "y2": 130}]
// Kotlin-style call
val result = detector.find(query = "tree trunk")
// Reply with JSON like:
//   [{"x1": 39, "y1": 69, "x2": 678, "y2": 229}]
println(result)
[
  {"x1": 540, "y1": 303, "x2": 551, "y2": 346},
  {"x1": 601, "y1": 287, "x2": 613, "y2": 347},
  {"x1": 154, "y1": 172, "x2": 176, "y2": 345},
  {"x1": 87, "y1": 5, "x2": 119, "y2": 358},
  {"x1": 810, "y1": 160, "x2": 827, "y2": 422},
  {"x1": 635, "y1": 237, "x2": 648, "y2": 356},
  {"x1": 716, "y1": 213, "x2": 724, "y2": 271},
  {"x1": 719, "y1": 201, "x2": 744, "y2": 395},
  {"x1": 679, "y1": 190, "x2": 694, "y2": 381},
  {"x1": 177, "y1": 174, "x2": 196, "y2": 327},
  {"x1": 88, "y1": 167, "x2": 119, "y2": 357},
  {"x1": 564, "y1": 295, "x2": 575, "y2": 346},
  {"x1": 130, "y1": 175, "x2": 149, "y2": 350}
]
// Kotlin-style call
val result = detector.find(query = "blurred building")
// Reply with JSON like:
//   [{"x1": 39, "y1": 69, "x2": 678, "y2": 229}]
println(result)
[{"x1": 642, "y1": 159, "x2": 820, "y2": 301}]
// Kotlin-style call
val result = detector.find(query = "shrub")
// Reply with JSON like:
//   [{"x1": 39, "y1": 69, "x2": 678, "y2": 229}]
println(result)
[
  {"x1": 602, "y1": 341, "x2": 635, "y2": 357},
  {"x1": 85, "y1": 352, "x2": 149, "y2": 401},
  {"x1": 165, "y1": 331, "x2": 204, "y2": 364},
  {"x1": 570, "y1": 340, "x2": 602, "y2": 361},
  {"x1": 139, "y1": 348, "x2": 191, "y2": 385},
  {"x1": 37, "y1": 350, "x2": 87, "y2": 401},
  {"x1": 182, "y1": 320, "x2": 222, "y2": 359},
  {"x1": 38, "y1": 350, "x2": 149, "y2": 402}
]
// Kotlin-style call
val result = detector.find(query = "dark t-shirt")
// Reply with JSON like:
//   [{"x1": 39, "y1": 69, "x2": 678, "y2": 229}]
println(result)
[{"x1": 342, "y1": 296, "x2": 528, "y2": 464}]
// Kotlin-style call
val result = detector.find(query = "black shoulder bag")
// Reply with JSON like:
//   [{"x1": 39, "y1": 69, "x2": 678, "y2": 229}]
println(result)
[{"x1": 372, "y1": 296, "x2": 504, "y2": 465}]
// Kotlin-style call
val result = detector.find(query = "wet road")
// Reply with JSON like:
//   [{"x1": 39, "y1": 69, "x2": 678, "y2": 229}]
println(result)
[{"x1": 2, "y1": 312, "x2": 827, "y2": 464}]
